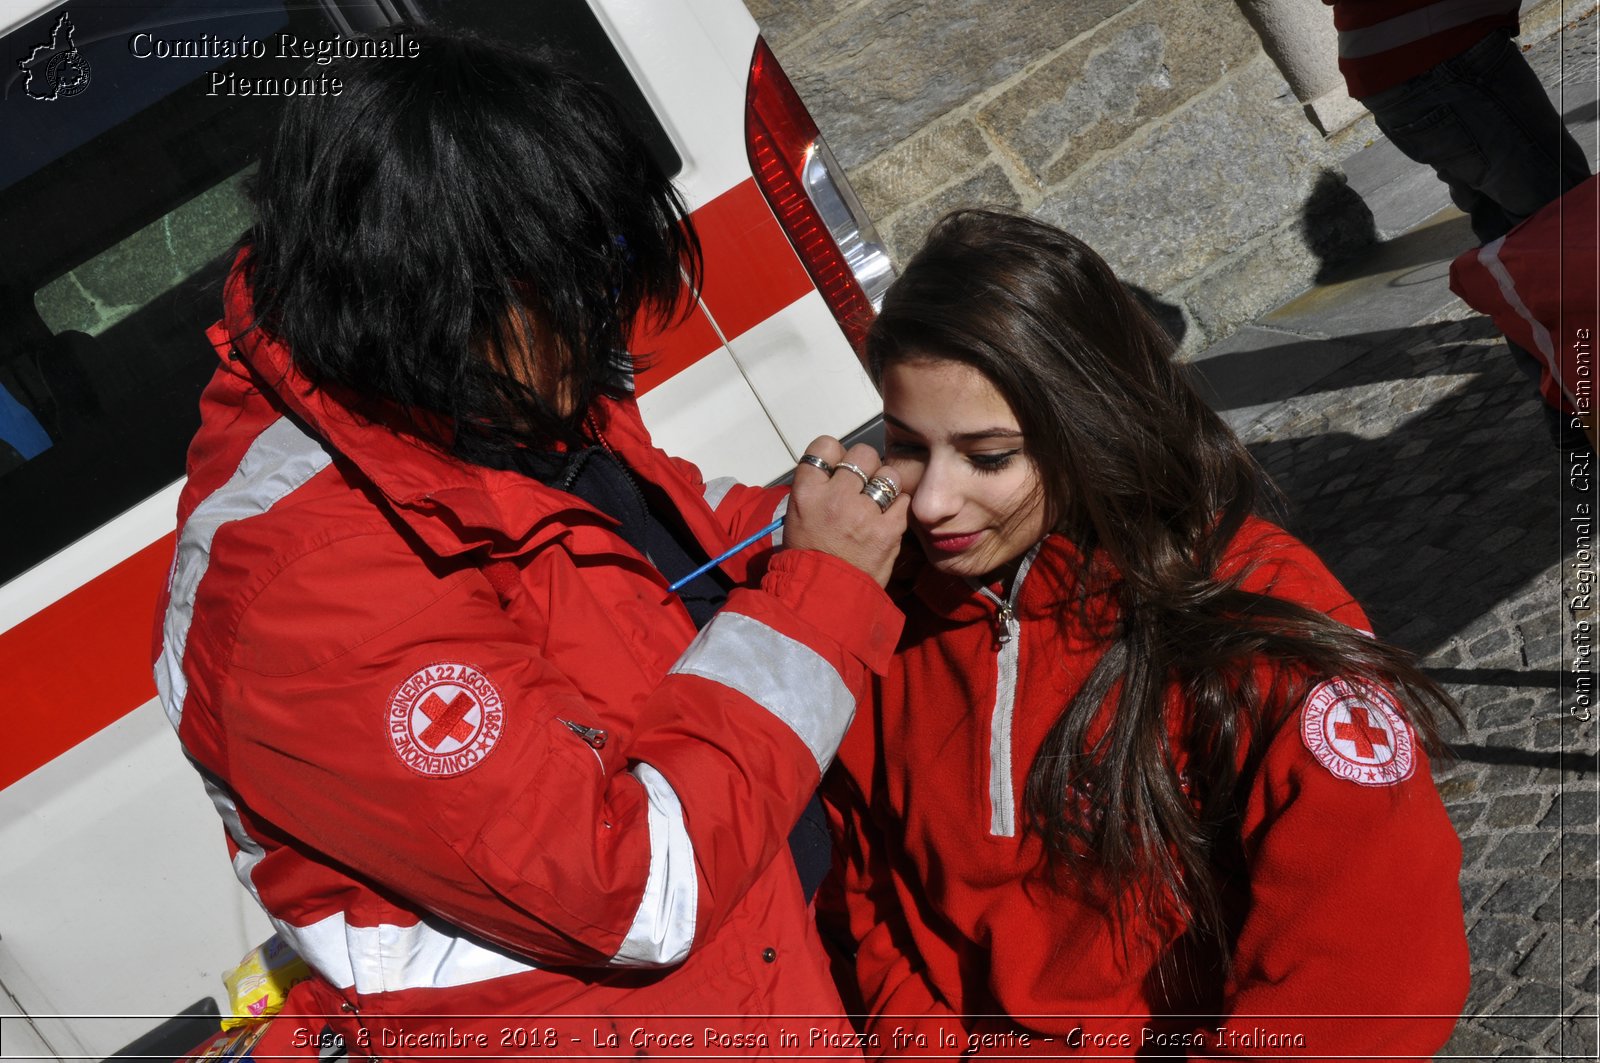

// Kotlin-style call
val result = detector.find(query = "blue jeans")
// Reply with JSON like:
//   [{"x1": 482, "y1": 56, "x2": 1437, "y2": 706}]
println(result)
[{"x1": 1362, "y1": 29, "x2": 1589, "y2": 245}]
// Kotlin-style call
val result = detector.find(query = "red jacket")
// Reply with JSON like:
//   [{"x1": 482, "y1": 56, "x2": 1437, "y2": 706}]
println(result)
[
  {"x1": 1324, "y1": 0, "x2": 1518, "y2": 97},
  {"x1": 1450, "y1": 174, "x2": 1599, "y2": 416},
  {"x1": 154, "y1": 267, "x2": 901, "y2": 1057},
  {"x1": 824, "y1": 521, "x2": 1468, "y2": 1060}
]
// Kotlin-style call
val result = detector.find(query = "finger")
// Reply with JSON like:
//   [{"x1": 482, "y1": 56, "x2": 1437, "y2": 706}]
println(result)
[
  {"x1": 879, "y1": 490, "x2": 911, "y2": 531},
  {"x1": 804, "y1": 436, "x2": 848, "y2": 463},
  {"x1": 854, "y1": 463, "x2": 901, "y2": 507},
  {"x1": 831, "y1": 460, "x2": 872, "y2": 489},
  {"x1": 869, "y1": 463, "x2": 901, "y2": 493},
  {"x1": 842, "y1": 442, "x2": 884, "y2": 477},
  {"x1": 796, "y1": 436, "x2": 847, "y2": 483},
  {"x1": 856, "y1": 468, "x2": 906, "y2": 517},
  {"x1": 831, "y1": 445, "x2": 886, "y2": 499}
]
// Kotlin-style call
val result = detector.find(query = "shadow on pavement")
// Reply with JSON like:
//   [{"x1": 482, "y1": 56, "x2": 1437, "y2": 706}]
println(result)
[
  {"x1": 1309, "y1": 213, "x2": 1477, "y2": 286},
  {"x1": 1427, "y1": 667, "x2": 1563, "y2": 689},
  {"x1": 1445, "y1": 743, "x2": 1577, "y2": 770},
  {"x1": 1190, "y1": 315, "x2": 1500, "y2": 411},
  {"x1": 1564, "y1": 95, "x2": 1599, "y2": 127},
  {"x1": 1301, "y1": 169, "x2": 1379, "y2": 284},
  {"x1": 1216, "y1": 318, "x2": 1566, "y2": 665}
]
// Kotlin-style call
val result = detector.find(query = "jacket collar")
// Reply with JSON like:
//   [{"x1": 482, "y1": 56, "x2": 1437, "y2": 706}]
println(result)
[
  {"x1": 214, "y1": 257, "x2": 647, "y2": 561},
  {"x1": 911, "y1": 534, "x2": 1119, "y2": 627}
]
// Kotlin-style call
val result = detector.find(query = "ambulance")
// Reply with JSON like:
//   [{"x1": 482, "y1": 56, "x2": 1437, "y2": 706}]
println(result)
[{"x1": 0, "y1": 1, "x2": 891, "y2": 1057}]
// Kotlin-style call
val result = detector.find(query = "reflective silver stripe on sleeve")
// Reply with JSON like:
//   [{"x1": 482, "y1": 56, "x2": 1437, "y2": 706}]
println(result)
[
  {"x1": 1480, "y1": 235, "x2": 1559, "y2": 370},
  {"x1": 292, "y1": 912, "x2": 542, "y2": 993},
  {"x1": 203, "y1": 775, "x2": 268, "y2": 907},
  {"x1": 611, "y1": 762, "x2": 698, "y2": 967},
  {"x1": 154, "y1": 417, "x2": 333, "y2": 730},
  {"x1": 1337, "y1": 0, "x2": 1511, "y2": 58},
  {"x1": 669, "y1": 611, "x2": 855, "y2": 772},
  {"x1": 203, "y1": 773, "x2": 541, "y2": 993},
  {"x1": 702, "y1": 476, "x2": 737, "y2": 511}
]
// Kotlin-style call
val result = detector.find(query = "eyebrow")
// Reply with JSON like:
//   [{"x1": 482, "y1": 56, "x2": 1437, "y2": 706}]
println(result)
[{"x1": 883, "y1": 413, "x2": 1023, "y2": 443}]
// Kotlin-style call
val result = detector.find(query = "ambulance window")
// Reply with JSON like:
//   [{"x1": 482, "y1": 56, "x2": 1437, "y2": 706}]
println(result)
[
  {"x1": 0, "y1": 1, "x2": 335, "y2": 588},
  {"x1": 411, "y1": 0, "x2": 682, "y2": 177},
  {"x1": 0, "y1": 0, "x2": 676, "y2": 589}
]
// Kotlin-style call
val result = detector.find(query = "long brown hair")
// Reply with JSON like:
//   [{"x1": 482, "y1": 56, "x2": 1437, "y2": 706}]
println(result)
[{"x1": 865, "y1": 209, "x2": 1457, "y2": 956}]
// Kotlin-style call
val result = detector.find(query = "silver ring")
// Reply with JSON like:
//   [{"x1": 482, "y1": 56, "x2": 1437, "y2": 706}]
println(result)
[
  {"x1": 797, "y1": 453, "x2": 833, "y2": 474},
  {"x1": 861, "y1": 481, "x2": 895, "y2": 513},
  {"x1": 864, "y1": 475, "x2": 899, "y2": 504},
  {"x1": 834, "y1": 461, "x2": 870, "y2": 485}
]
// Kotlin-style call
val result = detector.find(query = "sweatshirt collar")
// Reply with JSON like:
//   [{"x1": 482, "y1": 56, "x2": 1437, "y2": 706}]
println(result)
[{"x1": 911, "y1": 534, "x2": 1119, "y2": 624}]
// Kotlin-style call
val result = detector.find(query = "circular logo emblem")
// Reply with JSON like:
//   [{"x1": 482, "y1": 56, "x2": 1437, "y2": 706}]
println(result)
[
  {"x1": 1300, "y1": 678, "x2": 1415, "y2": 787},
  {"x1": 387, "y1": 663, "x2": 504, "y2": 777},
  {"x1": 45, "y1": 50, "x2": 91, "y2": 98}
]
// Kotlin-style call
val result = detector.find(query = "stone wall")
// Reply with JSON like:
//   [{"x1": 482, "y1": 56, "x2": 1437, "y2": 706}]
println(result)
[{"x1": 749, "y1": 0, "x2": 1583, "y2": 354}]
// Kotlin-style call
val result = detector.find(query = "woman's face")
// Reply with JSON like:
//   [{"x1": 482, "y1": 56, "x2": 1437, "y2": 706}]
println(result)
[{"x1": 880, "y1": 356, "x2": 1048, "y2": 584}]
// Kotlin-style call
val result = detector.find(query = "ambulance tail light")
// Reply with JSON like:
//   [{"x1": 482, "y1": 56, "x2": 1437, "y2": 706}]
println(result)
[{"x1": 745, "y1": 37, "x2": 893, "y2": 353}]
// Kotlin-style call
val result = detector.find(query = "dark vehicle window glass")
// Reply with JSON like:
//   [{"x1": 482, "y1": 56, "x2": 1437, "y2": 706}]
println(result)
[
  {"x1": 0, "y1": 0, "x2": 679, "y2": 589},
  {"x1": 1, "y1": 3, "x2": 291, "y2": 192},
  {"x1": 0, "y1": 2, "x2": 326, "y2": 588}
]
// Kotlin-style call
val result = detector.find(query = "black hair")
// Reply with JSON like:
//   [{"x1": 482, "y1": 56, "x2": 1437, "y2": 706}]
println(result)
[
  {"x1": 867, "y1": 209, "x2": 1458, "y2": 960},
  {"x1": 239, "y1": 27, "x2": 701, "y2": 460}
]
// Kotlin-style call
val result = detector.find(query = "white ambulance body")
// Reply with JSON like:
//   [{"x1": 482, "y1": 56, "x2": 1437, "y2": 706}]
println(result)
[{"x1": 0, "y1": 1, "x2": 889, "y2": 1057}]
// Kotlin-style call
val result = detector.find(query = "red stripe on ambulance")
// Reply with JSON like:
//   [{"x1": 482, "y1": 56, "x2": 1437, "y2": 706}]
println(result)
[
  {"x1": 0, "y1": 534, "x2": 174, "y2": 789},
  {"x1": 692, "y1": 178, "x2": 815, "y2": 340},
  {"x1": 635, "y1": 178, "x2": 814, "y2": 395}
]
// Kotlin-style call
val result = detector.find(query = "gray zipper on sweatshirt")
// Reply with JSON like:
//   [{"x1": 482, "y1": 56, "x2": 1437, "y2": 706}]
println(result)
[{"x1": 970, "y1": 543, "x2": 1041, "y2": 838}]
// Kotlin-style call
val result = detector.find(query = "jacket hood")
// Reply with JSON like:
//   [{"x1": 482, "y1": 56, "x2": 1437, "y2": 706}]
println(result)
[{"x1": 210, "y1": 254, "x2": 638, "y2": 561}]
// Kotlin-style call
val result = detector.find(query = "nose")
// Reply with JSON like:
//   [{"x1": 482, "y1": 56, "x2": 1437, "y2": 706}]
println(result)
[{"x1": 907, "y1": 456, "x2": 961, "y2": 528}]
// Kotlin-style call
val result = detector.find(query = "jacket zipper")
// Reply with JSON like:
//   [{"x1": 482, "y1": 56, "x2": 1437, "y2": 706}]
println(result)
[
  {"x1": 582, "y1": 414, "x2": 659, "y2": 569},
  {"x1": 971, "y1": 544, "x2": 1041, "y2": 838},
  {"x1": 561, "y1": 719, "x2": 609, "y2": 749}
]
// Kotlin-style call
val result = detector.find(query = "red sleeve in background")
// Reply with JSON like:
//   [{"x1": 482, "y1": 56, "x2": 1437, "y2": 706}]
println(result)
[{"x1": 1451, "y1": 175, "x2": 1599, "y2": 417}]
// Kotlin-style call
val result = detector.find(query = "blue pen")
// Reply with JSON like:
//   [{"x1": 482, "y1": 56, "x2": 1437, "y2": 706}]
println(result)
[{"x1": 668, "y1": 516, "x2": 784, "y2": 592}]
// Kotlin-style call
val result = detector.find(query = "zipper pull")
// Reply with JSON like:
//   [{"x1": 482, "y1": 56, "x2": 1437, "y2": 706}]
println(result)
[
  {"x1": 994, "y1": 601, "x2": 1017, "y2": 645},
  {"x1": 562, "y1": 719, "x2": 608, "y2": 750}
]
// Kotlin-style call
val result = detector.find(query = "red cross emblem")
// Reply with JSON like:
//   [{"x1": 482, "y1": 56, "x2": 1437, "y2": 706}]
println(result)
[
  {"x1": 1299, "y1": 678, "x2": 1415, "y2": 787},
  {"x1": 417, "y1": 692, "x2": 477, "y2": 749},
  {"x1": 1332, "y1": 706, "x2": 1391, "y2": 760},
  {"x1": 387, "y1": 663, "x2": 505, "y2": 777}
]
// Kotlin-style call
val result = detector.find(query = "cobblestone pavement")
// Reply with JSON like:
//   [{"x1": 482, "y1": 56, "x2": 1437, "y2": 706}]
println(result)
[{"x1": 1226, "y1": 300, "x2": 1598, "y2": 1059}]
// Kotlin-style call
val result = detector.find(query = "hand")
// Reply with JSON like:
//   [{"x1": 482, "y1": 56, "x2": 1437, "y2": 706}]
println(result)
[{"x1": 783, "y1": 437, "x2": 908, "y2": 588}]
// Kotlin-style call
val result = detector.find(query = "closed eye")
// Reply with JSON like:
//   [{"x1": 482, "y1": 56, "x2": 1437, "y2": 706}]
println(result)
[{"x1": 969, "y1": 450, "x2": 1019, "y2": 472}]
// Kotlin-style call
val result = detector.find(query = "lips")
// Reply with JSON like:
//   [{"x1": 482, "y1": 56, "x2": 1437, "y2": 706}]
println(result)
[{"x1": 926, "y1": 530, "x2": 983, "y2": 553}]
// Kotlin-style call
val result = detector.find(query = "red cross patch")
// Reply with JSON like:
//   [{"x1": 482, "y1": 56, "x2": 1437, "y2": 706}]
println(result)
[
  {"x1": 387, "y1": 663, "x2": 505, "y2": 777},
  {"x1": 1299, "y1": 678, "x2": 1415, "y2": 787}
]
